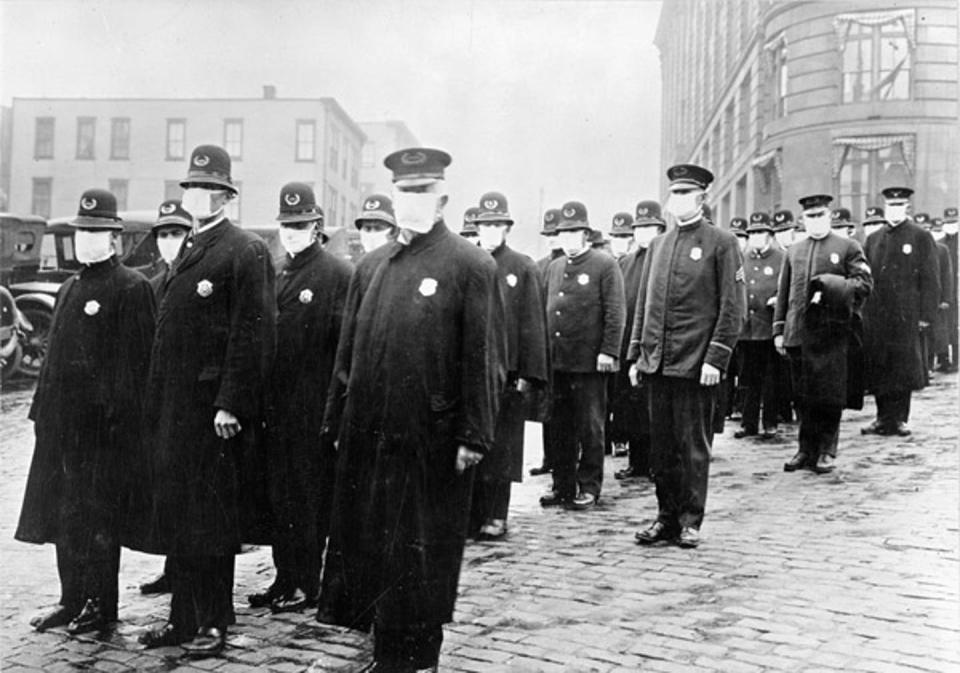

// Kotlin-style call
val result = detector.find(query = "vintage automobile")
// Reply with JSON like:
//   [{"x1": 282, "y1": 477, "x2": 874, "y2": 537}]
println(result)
[{"x1": 1, "y1": 213, "x2": 48, "y2": 379}]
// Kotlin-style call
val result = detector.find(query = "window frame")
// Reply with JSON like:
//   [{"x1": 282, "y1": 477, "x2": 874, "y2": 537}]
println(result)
[
  {"x1": 110, "y1": 117, "x2": 131, "y2": 160},
  {"x1": 76, "y1": 116, "x2": 96, "y2": 160},
  {"x1": 34, "y1": 117, "x2": 55, "y2": 160},
  {"x1": 223, "y1": 118, "x2": 244, "y2": 160},
  {"x1": 31, "y1": 177, "x2": 53, "y2": 218},
  {"x1": 295, "y1": 119, "x2": 316, "y2": 162},
  {"x1": 166, "y1": 118, "x2": 186, "y2": 161}
]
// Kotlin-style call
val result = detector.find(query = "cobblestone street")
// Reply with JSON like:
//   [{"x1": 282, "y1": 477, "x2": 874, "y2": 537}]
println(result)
[{"x1": 1, "y1": 374, "x2": 958, "y2": 672}]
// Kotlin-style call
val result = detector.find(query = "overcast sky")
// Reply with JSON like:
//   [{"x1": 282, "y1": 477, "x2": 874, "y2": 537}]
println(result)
[{"x1": 1, "y1": 0, "x2": 663, "y2": 255}]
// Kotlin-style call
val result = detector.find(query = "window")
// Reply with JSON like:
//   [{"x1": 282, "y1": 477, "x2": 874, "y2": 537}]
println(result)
[
  {"x1": 166, "y1": 119, "x2": 186, "y2": 160},
  {"x1": 713, "y1": 126, "x2": 722, "y2": 174},
  {"x1": 836, "y1": 142, "x2": 911, "y2": 217},
  {"x1": 341, "y1": 137, "x2": 348, "y2": 179},
  {"x1": 772, "y1": 41, "x2": 788, "y2": 118},
  {"x1": 362, "y1": 143, "x2": 375, "y2": 167},
  {"x1": 702, "y1": 140, "x2": 711, "y2": 172},
  {"x1": 110, "y1": 118, "x2": 130, "y2": 159},
  {"x1": 164, "y1": 180, "x2": 183, "y2": 201},
  {"x1": 329, "y1": 127, "x2": 340, "y2": 170},
  {"x1": 327, "y1": 185, "x2": 338, "y2": 226},
  {"x1": 108, "y1": 179, "x2": 129, "y2": 211},
  {"x1": 34, "y1": 117, "x2": 54, "y2": 159},
  {"x1": 340, "y1": 195, "x2": 346, "y2": 228},
  {"x1": 351, "y1": 167, "x2": 359, "y2": 189},
  {"x1": 224, "y1": 181, "x2": 242, "y2": 222},
  {"x1": 723, "y1": 104, "x2": 734, "y2": 170},
  {"x1": 842, "y1": 21, "x2": 912, "y2": 103},
  {"x1": 76, "y1": 117, "x2": 96, "y2": 159},
  {"x1": 296, "y1": 120, "x2": 315, "y2": 161},
  {"x1": 32, "y1": 178, "x2": 52, "y2": 218},
  {"x1": 223, "y1": 119, "x2": 243, "y2": 159},
  {"x1": 738, "y1": 77, "x2": 750, "y2": 151}
]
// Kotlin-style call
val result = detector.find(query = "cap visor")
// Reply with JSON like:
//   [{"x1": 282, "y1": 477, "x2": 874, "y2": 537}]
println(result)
[
  {"x1": 277, "y1": 213, "x2": 324, "y2": 224},
  {"x1": 180, "y1": 178, "x2": 238, "y2": 194},
  {"x1": 70, "y1": 216, "x2": 123, "y2": 229},
  {"x1": 393, "y1": 177, "x2": 441, "y2": 188}
]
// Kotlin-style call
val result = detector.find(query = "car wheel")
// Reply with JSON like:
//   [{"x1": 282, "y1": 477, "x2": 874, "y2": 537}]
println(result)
[{"x1": 17, "y1": 305, "x2": 52, "y2": 378}]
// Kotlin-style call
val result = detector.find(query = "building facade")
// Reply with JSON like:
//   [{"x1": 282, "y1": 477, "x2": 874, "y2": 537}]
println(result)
[
  {"x1": 6, "y1": 89, "x2": 367, "y2": 232},
  {"x1": 358, "y1": 120, "x2": 421, "y2": 199},
  {"x1": 656, "y1": 0, "x2": 958, "y2": 225}
]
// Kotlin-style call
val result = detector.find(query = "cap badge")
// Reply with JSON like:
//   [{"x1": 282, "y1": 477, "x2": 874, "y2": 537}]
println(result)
[
  {"x1": 365, "y1": 199, "x2": 380, "y2": 210},
  {"x1": 81, "y1": 197, "x2": 97, "y2": 211},
  {"x1": 577, "y1": 273, "x2": 590, "y2": 285},
  {"x1": 545, "y1": 213, "x2": 554, "y2": 222},
  {"x1": 830, "y1": 253, "x2": 840, "y2": 265},
  {"x1": 284, "y1": 192, "x2": 302, "y2": 207},
  {"x1": 775, "y1": 214, "x2": 784, "y2": 222},
  {"x1": 690, "y1": 246, "x2": 703, "y2": 261},
  {"x1": 160, "y1": 203, "x2": 176, "y2": 215},
  {"x1": 299, "y1": 288, "x2": 314, "y2": 304},
  {"x1": 675, "y1": 166, "x2": 688, "y2": 176},
  {"x1": 193, "y1": 154, "x2": 210, "y2": 167},
  {"x1": 483, "y1": 199, "x2": 498, "y2": 210},
  {"x1": 197, "y1": 279, "x2": 214, "y2": 297},
  {"x1": 752, "y1": 214, "x2": 761, "y2": 222},
  {"x1": 902, "y1": 244, "x2": 912, "y2": 255},
  {"x1": 614, "y1": 217, "x2": 624, "y2": 226},
  {"x1": 84, "y1": 300, "x2": 101, "y2": 316},
  {"x1": 563, "y1": 207, "x2": 576, "y2": 218},
  {"x1": 506, "y1": 273, "x2": 518, "y2": 288},
  {"x1": 418, "y1": 277, "x2": 438, "y2": 297},
  {"x1": 400, "y1": 151, "x2": 427, "y2": 166},
  {"x1": 638, "y1": 208, "x2": 648, "y2": 215}
]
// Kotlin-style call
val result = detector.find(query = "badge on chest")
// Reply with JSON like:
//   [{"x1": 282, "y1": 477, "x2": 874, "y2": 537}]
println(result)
[
  {"x1": 690, "y1": 247, "x2": 703, "y2": 261},
  {"x1": 506, "y1": 273, "x2": 518, "y2": 288},
  {"x1": 84, "y1": 300, "x2": 101, "y2": 316},
  {"x1": 902, "y1": 243, "x2": 912, "y2": 255},
  {"x1": 577, "y1": 273, "x2": 590, "y2": 285},
  {"x1": 419, "y1": 278, "x2": 438, "y2": 297},
  {"x1": 829, "y1": 253, "x2": 840, "y2": 265}
]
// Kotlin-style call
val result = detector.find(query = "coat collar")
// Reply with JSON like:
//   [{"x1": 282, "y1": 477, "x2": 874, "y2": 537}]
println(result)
[
  {"x1": 173, "y1": 218, "x2": 234, "y2": 276},
  {"x1": 282, "y1": 240, "x2": 322, "y2": 274},
  {"x1": 79, "y1": 254, "x2": 119, "y2": 279},
  {"x1": 390, "y1": 220, "x2": 450, "y2": 258}
]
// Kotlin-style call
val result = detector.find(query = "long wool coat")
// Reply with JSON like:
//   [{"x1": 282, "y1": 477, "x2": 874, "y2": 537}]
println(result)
[
  {"x1": 16, "y1": 257, "x2": 155, "y2": 551},
  {"x1": 318, "y1": 221, "x2": 503, "y2": 632}
]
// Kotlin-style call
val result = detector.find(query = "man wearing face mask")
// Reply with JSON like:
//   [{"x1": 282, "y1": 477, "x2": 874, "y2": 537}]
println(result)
[
  {"x1": 774, "y1": 194, "x2": 872, "y2": 474},
  {"x1": 862, "y1": 206, "x2": 886, "y2": 241},
  {"x1": 246, "y1": 183, "x2": 352, "y2": 615},
  {"x1": 355, "y1": 194, "x2": 397, "y2": 255},
  {"x1": 17, "y1": 189, "x2": 155, "y2": 635},
  {"x1": 939, "y1": 207, "x2": 959, "y2": 372},
  {"x1": 773, "y1": 210, "x2": 795, "y2": 249},
  {"x1": 469, "y1": 192, "x2": 549, "y2": 540},
  {"x1": 730, "y1": 216, "x2": 749, "y2": 254},
  {"x1": 127, "y1": 145, "x2": 276, "y2": 657},
  {"x1": 628, "y1": 164, "x2": 744, "y2": 549},
  {"x1": 861, "y1": 187, "x2": 939, "y2": 438},
  {"x1": 612, "y1": 201, "x2": 664, "y2": 481},
  {"x1": 317, "y1": 148, "x2": 502, "y2": 672},
  {"x1": 608, "y1": 212, "x2": 634, "y2": 260},
  {"x1": 918, "y1": 214, "x2": 955, "y2": 375},
  {"x1": 831, "y1": 207, "x2": 857, "y2": 240},
  {"x1": 460, "y1": 206, "x2": 480, "y2": 245},
  {"x1": 734, "y1": 213, "x2": 783, "y2": 440},
  {"x1": 539, "y1": 201, "x2": 624, "y2": 511}
]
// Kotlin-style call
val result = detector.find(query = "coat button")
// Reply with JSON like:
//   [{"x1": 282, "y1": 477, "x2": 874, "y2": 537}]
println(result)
[
  {"x1": 558, "y1": 291, "x2": 565, "y2": 297},
  {"x1": 556, "y1": 310, "x2": 561, "y2": 315},
  {"x1": 555, "y1": 332, "x2": 561, "y2": 337}
]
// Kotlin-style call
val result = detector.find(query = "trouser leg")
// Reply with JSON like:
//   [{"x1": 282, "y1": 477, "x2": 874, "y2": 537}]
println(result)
[
  {"x1": 738, "y1": 341, "x2": 762, "y2": 433},
  {"x1": 374, "y1": 622, "x2": 444, "y2": 670},
  {"x1": 672, "y1": 378, "x2": 716, "y2": 530},
  {"x1": 647, "y1": 375, "x2": 680, "y2": 529},
  {"x1": 760, "y1": 342, "x2": 779, "y2": 430},
  {"x1": 169, "y1": 554, "x2": 235, "y2": 635},
  {"x1": 550, "y1": 373, "x2": 578, "y2": 500},
  {"x1": 575, "y1": 372, "x2": 607, "y2": 498},
  {"x1": 628, "y1": 385, "x2": 652, "y2": 473},
  {"x1": 55, "y1": 543, "x2": 83, "y2": 614},
  {"x1": 486, "y1": 480, "x2": 512, "y2": 521}
]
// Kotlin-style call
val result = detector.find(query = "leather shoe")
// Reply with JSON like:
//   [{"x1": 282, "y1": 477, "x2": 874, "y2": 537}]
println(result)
[
  {"x1": 783, "y1": 452, "x2": 809, "y2": 472},
  {"x1": 676, "y1": 527, "x2": 700, "y2": 548},
  {"x1": 181, "y1": 627, "x2": 225, "y2": 658},
  {"x1": 539, "y1": 490, "x2": 567, "y2": 507},
  {"x1": 139, "y1": 573, "x2": 171, "y2": 595},
  {"x1": 529, "y1": 465, "x2": 551, "y2": 476},
  {"x1": 565, "y1": 492, "x2": 597, "y2": 510},
  {"x1": 760, "y1": 426, "x2": 778, "y2": 440},
  {"x1": 30, "y1": 605, "x2": 75, "y2": 632},
  {"x1": 477, "y1": 519, "x2": 507, "y2": 540},
  {"x1": 635, "y1": 521, "x2": 677, "y2": 545},
  {"x1": 67, "y1": 598, "x2": 107, "y2": 635},
  {"x1": 271, "y1": 588, "x2": 309, "y2": 614},
  {"x1": 248, "y1": 583, "x2": 284, "y2": 608},
  {"x1": 612, "y1": 442, "x2": 629, "y2": 457},
  {"x1": 813, "y1": 454, "x2": 836, "y2": 474},
  {"x1": 892, "y1": 422, "x2": 912, "y2": 437},
  {"x1": 861, "y1": 420, "x2": 889, "y2": 435},
  {"x1": 733, "y1": 428, "x2": 756, "y2": 439},
  {"x1": 614, "y1": 466, "x2": 640, "y2": 480},
  {"x1": 139, "y1": 623, "x2": 188, "y2": 649}
]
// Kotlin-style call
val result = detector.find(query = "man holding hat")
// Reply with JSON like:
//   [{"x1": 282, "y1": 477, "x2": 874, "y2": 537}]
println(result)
[
  {"x1": 317, "y1": 148, "x2": 502, "y2": 671},
  {"x1": 128, "y1": 145, "x2": 276, "y2": 656},
  {"x1": 17, "y1": 189, "x2": 156, "y2": 634},
  {"x1": 774, "y1": 194, "x2": 872, "y2": 473},
  {"x1": 246, "y1": 183, "x2": 352, "y2": 614},
  {"x1": 356, "y1": 193, "x2": 397, "y2": 254},
  {"x1": 628, "y1": 164, "x2": 744, "y2": 548},
  {"x1": 469, "y1": 191, "x2": 549, "y2": 539},
  {"x1": 613, "y1": 200, "x2": 664, "y2": 481},
  {"x1": 540, "y1": 200, "x2": 625, "y2": 510},
  {"x1": 861, "y1": 187, "x2": 939, "y2": 437},
  {"x1": 735, "y1": 212, "x2": 784, "y2": 440}
]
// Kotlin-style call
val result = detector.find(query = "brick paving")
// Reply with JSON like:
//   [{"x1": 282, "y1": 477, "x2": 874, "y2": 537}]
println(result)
[{"x1": 0, "y1": 373, "x2": 957, "y2": 672}]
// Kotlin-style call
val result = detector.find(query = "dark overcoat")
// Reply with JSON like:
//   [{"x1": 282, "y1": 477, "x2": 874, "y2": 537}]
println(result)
[
  {"x1": 740, "y1": 245, "x2": 784, "y2": 341},
  {"x1": 862, "y1": 221, "x2": 939, "y2": 395},
  {"x1": 265, "y1": 241, "x2": 351, "y2": 543},
  {"x1": 319, "y1": 221, "x2": 502, "y2": 631},
  {"x1": 945, "y1": 233, "x2": 959, "y2": 346},
  {"x1": 16, "y1": 258, "x2": 155, "y2": 550},
  {"x1": 932, "y1": 242, "x2": 953, "y2": 354},
  {"x1": 125, "y1": 220, "x2": 276, "y2": 556}
]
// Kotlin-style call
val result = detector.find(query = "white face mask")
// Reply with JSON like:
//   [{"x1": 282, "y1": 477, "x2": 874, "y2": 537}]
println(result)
[
  {"x1": 774, "y1": 231, "x2": 793, "y2": 248},
  {"x1": 609, "y1": 236, "x2": 632, "y2": 257},
  {"x1": 944, "y1": 222, "x2": 958, "y2": 236},
  {"x1": 833, "y1": 227, "x2": 850, "y2": 239},
  {"x1": 748, "y1": 233, "x2": 768, "y2": 251},
  {"x1": 933, "y1": 230, "x2": 946, "y2": 242},
  {"x1": 477, "y1": 225, "x2": 507, "y2": 252},
  {"x1": 804, "y1": 213, "x2": 831, "y2": 239},
  {"x1": 863, "y1": 223, "x2": 883, "y2": 238},
  {"x1": 181, "y1": 187, "x2": 225, "y2": 221},
  {"x1": 885, "y1": 203, "x2": 908, "y2": 225},
  {"x1": 633, "y1": 226, "x2": 658, "y2": 248},
  {"x1": 737, "y1": 236, "x2": 748, "y2": 252},
  {"x1": 556, "y1": 230, "x2": 586, "y2": 257},
  {"x1": 392, "y1": 190, "x2": 441, "y2": 234},
  {"x1": 360, "y1": 229, "x2": 391, "y2": 253},
  {"x1": 279, "y1": 226, "x2": 315, "y2": 256},
  {"x1": 74, "y1": 230, "x2": 114, "y2": 265},
  {"x1": 544, "y1": 235, "x2": 563, "y2": 252},
  {"x1": 665, "y1": 191, "x2": 701, "y2": 221},
  {"x1": 156, "y1": 231, "x2": 187, "y2": 265}
]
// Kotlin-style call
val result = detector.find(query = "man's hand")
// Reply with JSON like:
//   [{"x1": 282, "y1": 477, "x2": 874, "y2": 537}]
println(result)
[
  {"x1": 919, "y1": 320, "x2": 930, "y2": 331},
  {"x1": 766, "y1": 296, "x2": 778, "y2": 307},
  {"x1": 774, "y1": 334, "x2": 786, "y2": 356},
  {"x1": 516, "y1": 378, "x2": 531, "y2": 394},
  {"x1": 596, "y1": 353, "x2": 616, "y2": 373},
  {"x1": 939, "y1": 302, "x2": 950, "y2": 310},
  {"x1": 214, "y1": 409, "x2": 242, "y2": 439},
  {"x1": 628, "y1": 363, "x2": 640, "y2": 387},
  {"x1": 699, "y1": 363, "x2": 721, "y2": 386},
  {"x1": 455, "y1": 446, "x2": 483, "y2": 474}
]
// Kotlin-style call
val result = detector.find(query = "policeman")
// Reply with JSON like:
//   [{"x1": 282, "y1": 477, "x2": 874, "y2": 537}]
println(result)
[
  {"x1": 722, "y1": 216, "x2": 749, "y2": 424},
  {"x1": 613, "y1": 201, "x2": 664, "y2": 481},
  {"x1": 861, "y1": 187, "x2": 939, "y2": 437},
  {"x1": 608, "y1": 212, "x2": 634, "y2": 260},
  {"x1": 862, "y1": 206, "x2": 886, "y2": 240},
  {"x1": 940, "y1": 207, "x2": 959, "y2": 372},
  {"x1": 540, "y1": 201, "x2": 625, "y2": 510},
  {"x1": 730, "y1": 216, "x2": 748, "y2": 254},
  {"x1": 628, "y1": 164, "x2": 744, "y2": 549},
  {"x1": 831, "y1": 207, "x2": 856, "y2": 239},
  {"x1": 248, "y1": 183, "x2": 352, "y2": 613},
  {"x1": 919, "y1": 213, "x2": 955, "y2": 374},
  {"x1": 17, "y1": 189, "x2": 155, "y2": 633},
  {"x1": 734, "y1": 212, "x2": 783, "y2": 440},
  {"x1": 535, "y1": 208, "x2": 565, "y2": 279},
  {"x1": 470, "y1": 192, "x2": 549, "y2": 539},
  {"x1": 772, "y1": 210, "x2": 795, "y2": 249},
  {"x1": 355, "y1": 193, "x2": 397, "y2": 254},
  {"x1": 775, "y1": 194, "x2": 872, "y2": 473},
  {"x1": 460, "y1": 206, "x2": 480, "y2": 245}
]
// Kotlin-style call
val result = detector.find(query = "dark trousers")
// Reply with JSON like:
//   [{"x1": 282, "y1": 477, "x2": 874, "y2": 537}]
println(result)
[
  {"x1": 775, "y1": 350, "x2": 795, "y2": 423},
  {"x1": 875, "y1": 391, "x2": 912, "y2": 427},
  {"x1": 471, "y1": 478, "x2": 512, "y2": 527},
  {"x1": 56, "y1": 542, "x2": 120, "y2": 619},
  {"x1": 647, "y1": 375, "x2": 716, "y2": 530},
  {"x1": 551, "y1": 371, "x2": 607, "y2": 499},
  {"x1": 541, "y1": 418, "x2": 559, "y2": 470},
  {"x1": 373, "y1": 623, "x2": 443, "y2": 670},
  {"x1": 738, "y1": 340, "x2": 779, "y2": 432},
  {"x1": 168, "y1": 554, "x2": 235, "y2": 637},
  {"x1": 796, "y1": 403, "x2": 842, "y2": 458},
  {"x1": 271, "y1": 528, "x2": 323, "y2": 600},
  {"x1": 609, "y1": 376, "x2": 652, "y2": 473}
]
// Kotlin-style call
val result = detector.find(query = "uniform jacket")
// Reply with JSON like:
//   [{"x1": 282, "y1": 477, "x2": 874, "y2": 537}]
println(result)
[
  {"x1": 16, "y1": 257, "x2": 155, "y2": 547},
  {"x1": 319, "y1": 220, "x2": 503, "y2": 630},
  {"x1": 945, "y1": 233, "x2": 959, "y2": 337},
  {"x1": 126, "y1": 219, "x2": 276, "y2": 556},
  {"x1": 536, "y1": 249, "x2": 564, "y2": 279},
  {"x1": 544, "y1": 248, "x2": 625, "y2": 373},
  {"x1": 932, "y1": 241, "x2": 954, "y2": 353},
  {"x1": 740, "y1": 245, "x2": 784, "y2": 341},
  {"x1": 862, "y1": 220, "x2": 939, "y2": 395},
  {"x1": 627, "y1": 218, "x2": 745, "y2": 378}
]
